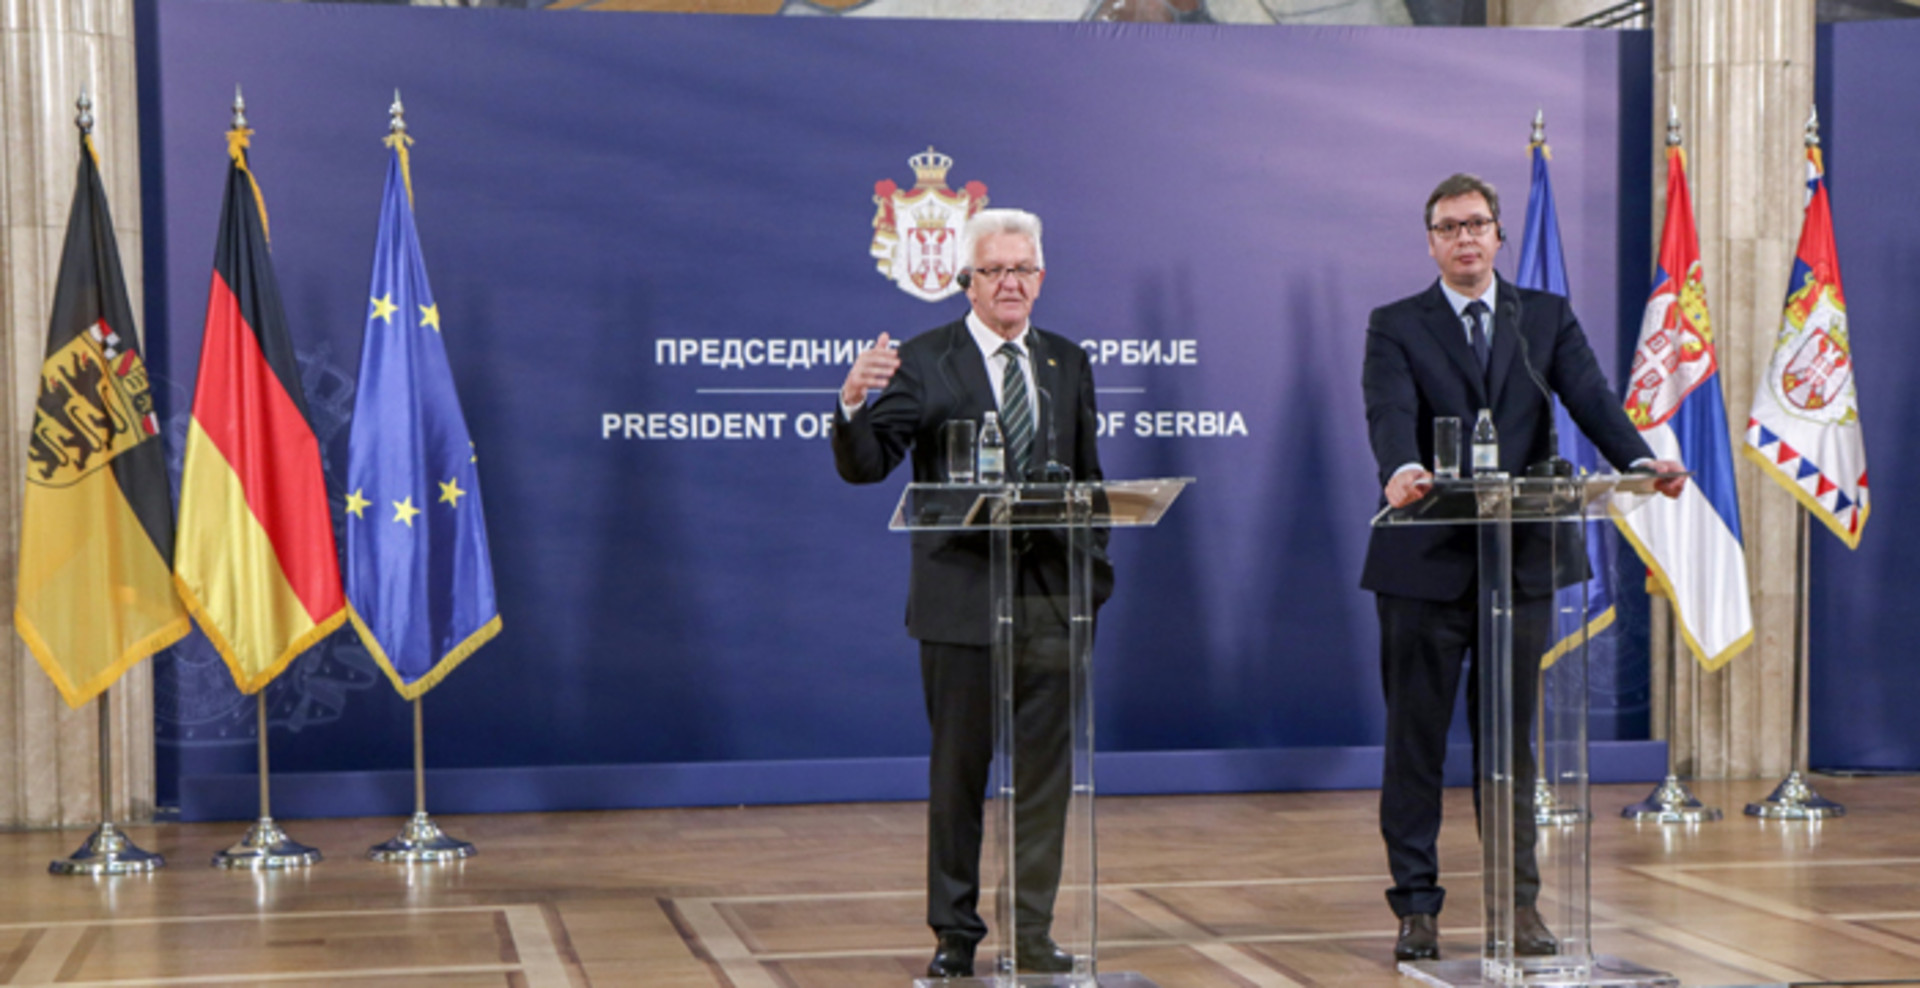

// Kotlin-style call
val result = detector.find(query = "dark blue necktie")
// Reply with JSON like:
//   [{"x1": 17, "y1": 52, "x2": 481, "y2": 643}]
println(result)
[{"x1": 1465, "y1": 300, "x2": 1491, "y2": 375}]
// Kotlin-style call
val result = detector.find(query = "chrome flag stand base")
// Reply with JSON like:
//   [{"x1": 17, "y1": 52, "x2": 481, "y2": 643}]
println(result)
[
  {"x1": 1533, "y1": 776, "x2": 1587, "y2": 825},
  {"x1": 52, "y1": 692, "x2": 165, "y2": 876},
  {"x1": 369, "y1": 699, "x2": 475, "y2": 864},
  {"x1": 50, "y1": 821, "x2": 164, "y2": 875},
  {"x1": 1622, "y1": 774, "x2": 1722, "y2": 823},
  {"x1": 369, "y1": 812, "x2": 475, "y2": 863},
  {"x1": 213, "y1": 817, "x2": 322, "y2": 869},
  {"x1": 1745, "y1": 769, "x2": 1845, "y2": 820}
]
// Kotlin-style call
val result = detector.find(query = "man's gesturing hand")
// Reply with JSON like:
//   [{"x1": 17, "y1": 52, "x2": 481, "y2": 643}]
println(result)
[{"x1": 840, "y1": 332, "x2": 900, "y2": 409}]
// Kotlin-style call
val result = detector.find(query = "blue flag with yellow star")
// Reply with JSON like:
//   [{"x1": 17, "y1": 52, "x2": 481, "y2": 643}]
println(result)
[{"x1": 345, "y1": 132, "x2": 500, "y2": 698}]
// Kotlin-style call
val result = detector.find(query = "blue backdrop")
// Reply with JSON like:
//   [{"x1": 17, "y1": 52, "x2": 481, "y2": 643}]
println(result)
[
  {"x1": 1808, "y1": 19, "x2": 1920, "y2": 773},
  {"x1": 136, "y1": 2, "x2": 1668, "y2": 819}
]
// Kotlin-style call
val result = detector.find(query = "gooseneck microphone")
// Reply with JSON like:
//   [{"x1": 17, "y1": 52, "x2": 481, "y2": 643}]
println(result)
[
  {"x1": 1505, "y1": 294, "x2": 1573, "y2": 478},
  {"x1": 1026, "y1": 335, "x2": 1072, "y2": 483}
]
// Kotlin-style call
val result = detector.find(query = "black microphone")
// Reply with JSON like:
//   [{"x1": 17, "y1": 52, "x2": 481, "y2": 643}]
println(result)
[
  {"x1": 1505, "y1": 294, "x2": 1572, "y2": 478},
  {"x1": 955, "y1": 269, "x2": 971, "y2": 289},
  {"x1": 1026, "y1": 337, "x2": 1071, "y2": 483}
]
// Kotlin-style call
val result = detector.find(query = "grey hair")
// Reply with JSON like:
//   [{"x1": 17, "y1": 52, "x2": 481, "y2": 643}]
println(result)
[{"x1": 958, "y1": 208, "x2": 1045, "y2": 272}]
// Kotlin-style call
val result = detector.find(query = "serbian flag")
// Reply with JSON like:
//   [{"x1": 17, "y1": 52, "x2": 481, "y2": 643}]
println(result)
[
  {"x1": 1514, "y1": 131, "x2": 1616, "y2": 669},
  {"x1": 1744, "y1": 133, "x2": 1868, "y2": 546},
  {"x1": 344, "y1": 121, "x2": 500, "y2": 698},
  {"x1": 174, "y1": 121, "x2": 347, "y2": 693},
  {"x1": 1612, "y1": 142, "x2": 1753, "y2": 671},
  {"x1": 17, "y1": 131, "x2": 191, "y2": 707}
]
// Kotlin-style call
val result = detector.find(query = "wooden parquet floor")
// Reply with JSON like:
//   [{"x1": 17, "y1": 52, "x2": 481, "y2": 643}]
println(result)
[{"x1": 4, "y1": 777, "x2": 1919, "y2": 987}]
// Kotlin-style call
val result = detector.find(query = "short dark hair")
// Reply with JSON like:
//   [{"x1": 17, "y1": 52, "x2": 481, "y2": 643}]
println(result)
[{"x1": 1425, "y1": 173, "x2": 1501, "y2": 229}]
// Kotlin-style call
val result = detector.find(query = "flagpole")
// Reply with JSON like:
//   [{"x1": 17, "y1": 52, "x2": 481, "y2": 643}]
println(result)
[
  {"x1": 369, "y1": 696, "x2": 475, "y2": 863},
  {"x1": 50, "y1": 688, "x2": 166, "y2": 875},
  {"x1": 1622, "y1": 635, "x2": 1722, "y2": 822},
  {"x1": 46, "y1": 92, "x2": 167, "y2": 877},
  {"x1": 1746, "y1": 510, "x2": 1845, "y2": 818},
  {"x1": 1744, "y1": 109, "x2": 1844, "y2": 821},
  {"x1": 212, "y1": 692, "x2": 321, "y2": 868}
]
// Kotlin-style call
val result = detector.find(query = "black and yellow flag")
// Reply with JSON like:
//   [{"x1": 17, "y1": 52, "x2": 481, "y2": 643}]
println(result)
[{"x1": 16, "y1": 135, "x2": 191, "y2": 707}]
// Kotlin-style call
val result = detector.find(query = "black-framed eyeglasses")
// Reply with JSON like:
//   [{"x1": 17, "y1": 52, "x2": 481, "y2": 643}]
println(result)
[
  {"x1": 1428, "y1": 217, "x2": 1497, "y2": 239},
  {"x1": 971, "y1": 265, "x2": 1041, "y2": 283}
]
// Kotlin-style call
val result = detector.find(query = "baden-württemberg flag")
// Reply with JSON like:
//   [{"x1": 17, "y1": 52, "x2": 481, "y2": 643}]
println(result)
[
  {"x1": 17, "y1": 134, "x2": 191, "y2": 707},
  {"x1": 1612, "y1": 140, "x2": 1753, "y2": 671},
  {"x1": 1744, "y1": 131, "x2": 1867, "y2": 547},
  {"x1": 1515, "y1": 129, "x2": 1615, "y2": 668},
  {"x1": 174, "y1": 120, "x2": 347, "y2": 693},
  {"x1": 344, "y1": 122, "x2": 500, "y2": 698}
]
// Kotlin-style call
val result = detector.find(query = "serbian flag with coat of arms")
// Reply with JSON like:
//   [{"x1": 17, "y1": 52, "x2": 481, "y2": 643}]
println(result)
[
  {"x1": 344, "y1": 123, "x2": 501, "y2": 698},
  {"x1": 174, "y1": 121, "x2": 347, "y2": 693},
  {"x1": 1743, "y1": 137, "x2": 1867, "y2": 547},
  {"x1": 1611, "y1": 143, "x2": 1753, "y2": 671}
]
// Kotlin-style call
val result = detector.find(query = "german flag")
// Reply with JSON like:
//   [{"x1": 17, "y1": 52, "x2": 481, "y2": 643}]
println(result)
[
  {"x1": 174, "y1": 119, "x2": 346, "y2": 693},
  {"x1": 16, "y1": 132, "x2": 191, "y2": 708}
]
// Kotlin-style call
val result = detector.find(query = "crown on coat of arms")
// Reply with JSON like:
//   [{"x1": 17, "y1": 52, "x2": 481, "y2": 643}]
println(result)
[{"x1": 909, "y1": 146, "x2": 953, "y2": 188}]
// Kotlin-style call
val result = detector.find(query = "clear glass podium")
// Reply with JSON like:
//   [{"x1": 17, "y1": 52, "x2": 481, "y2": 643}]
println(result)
[
  {"x1": 1374, "y1": 473, "x2": 1679, "y2": 988},
  {"x1": 894, "y1": 478, "x2": 1191, "y2": 988}
]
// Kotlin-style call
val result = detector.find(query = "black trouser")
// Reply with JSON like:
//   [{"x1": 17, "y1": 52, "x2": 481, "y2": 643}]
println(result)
[
  {"x1": 920, "y1": 632, "x2": 1072, "y2": 944},
  {"x1": 1377, "y1": 590, "x2": 1547, "y2": 919}
]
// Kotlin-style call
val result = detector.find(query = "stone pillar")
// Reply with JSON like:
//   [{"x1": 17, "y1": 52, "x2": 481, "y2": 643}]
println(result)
[
  {"x1": 2, "y1": 0, "x2": 156, "y2": 828},
  {"x1": 1655, "y1": 0, "x2": 1814, "y2": 779}
]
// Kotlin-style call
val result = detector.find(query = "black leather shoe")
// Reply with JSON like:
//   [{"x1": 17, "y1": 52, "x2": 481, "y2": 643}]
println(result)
[
  {"x1": 1513, "y1": 905, "x2": 1559, "y2": 957},
  {"x1": 1015, "y1": 936, "x2": 1075, "y2": 974},
  {"x1": 926, "y1": 934, "x2": 976, "y2": 978},
  {"x1": 1394, "y1": 913, "x2": 1440, "y2": 962}
]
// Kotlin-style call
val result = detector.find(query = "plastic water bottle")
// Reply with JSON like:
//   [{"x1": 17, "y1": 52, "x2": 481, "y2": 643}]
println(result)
[
  {"x1": 977, "y1": 411, "x2": 1006, "y2": 484},
  {"x1": 1472, "y1": 408, "x2": 1500, "y2": 475}
]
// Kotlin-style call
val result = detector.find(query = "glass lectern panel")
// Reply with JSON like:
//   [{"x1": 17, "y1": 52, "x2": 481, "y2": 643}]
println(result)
[
  {"x1": 898, "y1": 479, "x2": 1191, "y2": 988},
  {"x1": 1374, "y1": 472, "x2": 1678, "y2": 988}
]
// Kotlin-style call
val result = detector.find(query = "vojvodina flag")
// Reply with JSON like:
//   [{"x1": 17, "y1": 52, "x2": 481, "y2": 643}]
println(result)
[
  {"x1": 18, "y1": 127, "x2": 191, "y2": 707},
  {"x1": 1744, "y1": 121, "x2": 1867, "y2": 547},
  {"x1": 344, "y1": 112, "x2": 500, "y2": 698},
  {"x1": 1514, "y1": 125, "x2": 1615, "y2": 668},
  {"x1": 174, "y1": 112, "x2": 347, "y2": 693},
  {"x1": 1613, "y1": 139, "x2": 1753, "y2": 671}
]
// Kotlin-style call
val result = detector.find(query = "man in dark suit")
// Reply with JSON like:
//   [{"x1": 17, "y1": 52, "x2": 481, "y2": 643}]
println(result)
[
  {"x1": 833, "y1": 208, "x2": 1109, "y2": 979},
  {"x1": 1361, "y1": 174, "x2": 1685, "y2": 963}
]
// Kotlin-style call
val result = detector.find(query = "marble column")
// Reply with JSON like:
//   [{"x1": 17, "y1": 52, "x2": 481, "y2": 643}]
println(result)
[
  {"x1": 1655, "y1": 0, "x2": 1813, "y2": 779},
  {"x1": 2, "y1": 0, "x2": 155, "y2": 828}
]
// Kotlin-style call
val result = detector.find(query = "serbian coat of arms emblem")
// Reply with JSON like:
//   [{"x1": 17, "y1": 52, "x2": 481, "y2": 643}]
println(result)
[
  {"x1": 870, "y1": 147, "x2": 987, "y2": 302},
  {"x1": 1625, "y1": 258, "x2": 1717, "y2": 429}
]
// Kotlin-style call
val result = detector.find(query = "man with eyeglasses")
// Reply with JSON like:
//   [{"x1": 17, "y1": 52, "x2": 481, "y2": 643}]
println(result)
[
  {"x1": 832, "y1": 208, "x2": 1112, "y2": 979},
  {"x1": 1360, "y1": 174, "x2": 1684, "y2": 964}
]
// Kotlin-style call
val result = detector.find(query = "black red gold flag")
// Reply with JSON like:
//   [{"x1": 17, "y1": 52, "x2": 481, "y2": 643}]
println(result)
[{"x1": 173, "y1": 121, "x2": 346, "y2": 693}]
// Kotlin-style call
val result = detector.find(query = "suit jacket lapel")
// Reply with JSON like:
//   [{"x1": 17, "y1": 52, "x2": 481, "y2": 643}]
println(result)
[
  {"x1": 1418, "y1": 282, "x2": 1487, "y2": 407},
  {"x1": 936, "y1": 318, "x2": 996, "y2": 419}
]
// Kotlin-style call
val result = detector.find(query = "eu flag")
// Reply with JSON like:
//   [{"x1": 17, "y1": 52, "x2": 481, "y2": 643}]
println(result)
[
  {"x1": 345, "y1": 124, "x2": 500, "y2": 698},
  {"x1": 1515, "y1": 133, "x2": 1616, "y2": 668}
]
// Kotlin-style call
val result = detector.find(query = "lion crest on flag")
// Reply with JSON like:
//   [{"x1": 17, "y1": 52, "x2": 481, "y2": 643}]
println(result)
[
  {"x1": 1625, "y1": 259, "x2": 1716, "y2": 429},
  {"x1": 870, "y1": 147, "x2": 987, "y2": 302}
]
